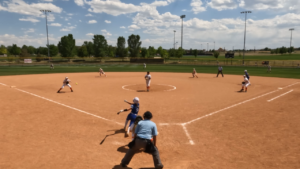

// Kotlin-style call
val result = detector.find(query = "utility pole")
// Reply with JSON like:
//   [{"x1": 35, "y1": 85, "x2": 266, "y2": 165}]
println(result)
[
  {"x1": 40, "y1": 10, "x2": 51, "y2": 62},
  {"x1": 173, "y1": 30, "x2": 176, "y2": 49},
  {"x1": 180, "y1": 15, "x2": 186, "y2": 49},
  {"x1": 289, "y1": 28, "x2": 295, "y2": 53},
  {"x1": 241, "y1": 11, "x2": 252, "y2": 65},
  {"x1": 214, "y1": 41, "x2": 215, "y2": 51}
]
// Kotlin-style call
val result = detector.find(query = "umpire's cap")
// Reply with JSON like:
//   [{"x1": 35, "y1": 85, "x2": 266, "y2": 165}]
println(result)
[{"x1": 143, "y1": 111, "x2": 153, "y2": 119}]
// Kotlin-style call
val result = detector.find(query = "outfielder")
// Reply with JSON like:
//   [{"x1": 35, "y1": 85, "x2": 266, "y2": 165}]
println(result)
[
  {"x1": 145, "y1": 71, "x2": 151, "y2": 92},
  {"x1": 50, "y1": 64, "x2": 54, "y2": 70},
  {"x1": 144, "y1": 63, "x2": 146, "y2": 69},
  {"x1": 192, "y1": 68, "x2": 198, "y2": 78},
  {"x1": 117, "y1": 97, "x2": 140, "y2": 137},
  {"x1": 240, "y1": 75, "x2": 250, "y2": 92},
  {"x1": 216, "y1": 66, "x2": 224, "y2": 77},
  {"x1": 57, "y1": 77, "x2": 73, "y2": 93},
  {"x1": 267, "y1": 65, "x2": 271, "y2": 73},
  {"x1": 99, "y1": 68, "x2": 106, "y2": 77}
]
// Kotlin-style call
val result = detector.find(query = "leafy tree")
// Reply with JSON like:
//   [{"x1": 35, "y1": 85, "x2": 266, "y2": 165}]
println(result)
[
  {"x1": 168, "y1": 48, "x2": 176, "y2": 57},
  {"x1": 189, "y1": 48, "x2": 193, "y2": 55},
  {"x1": 141, "y1": 48, "x2": 148, "y2": 58},
  {"x1": 22, "y1": 45, "x2": 28, "y2": 50},
  {"x1": 10, "y1": 44, "x2": 21, "y2": 57},
  {"x1": 162, "y1": 49, "x2": 168, "y2": 58},
  {"x1": 0, "y1": 45, "x2": 7, "y2": 55},
  {"x1": 83, "y1": 41, "x2": 94, "y2": 57},
  {"x1": 58, "y1": 34, "x2": 76, "y2": 58},
  {"x1": 213, "y1": 51, "x2": 220, "y2": 59},
  {"x1": 37, "y1": 47, "x2": 48, "y2": 55},
  {"x1": 78, "y1": 45, "x2": 88, "y2": 57},
  {"x1": 36, "y1": 53, "x2": 43, "y2": 62},
  {"x1": 175, "y1": 47, "x2": 184, "y2": 58},
  {"x1": 20, "y1": 48, "x2": 29, "y2": 58},
  {"x1": 157, "y1": 46, "x2": 163, "y2": 57},
  {"x1": 27, "y1": 46, "x2": 36, "y2": 54},
  {"x1": 127, "y1": 34, "x2": 142, "y2": 57},
  {"x1": 193, "y1": 49, "x2": 198, "y2": 58},
  {"x1": 107, "y1": 45, "x2": 116, "y2": 57},
  {"x1": 288, "y1": 46, "x2": 294, "y2": 53},
  {"x1": 148, "y1": 46, "x2": 156, "y2": 57},
  {"x1": 116, "y1": 36, "x2": 127, "y2": 58},
  {"x1": 93, "y1": 35, "x2": 107, "y2": 58},
  {"x1": 48, "y1": 44, "x2": 58, "y2": 57},
  {"x1": 279, "y1": 46, "x2": 287, "y2": 55}
]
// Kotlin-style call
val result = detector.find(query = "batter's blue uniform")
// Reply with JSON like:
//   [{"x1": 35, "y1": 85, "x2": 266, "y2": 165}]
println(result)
[
  {"x1": 245, "y1": 72, "x2": 250, "y2": 80},
  {"x1": 130, "y1": 103, "x2": 139, "y2": 114},
  {"x1": 126, "y1": 103, "x2": 140, "y2": 126}
]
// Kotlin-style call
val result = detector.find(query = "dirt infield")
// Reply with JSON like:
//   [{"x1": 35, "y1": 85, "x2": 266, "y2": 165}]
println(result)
[{"x1": 1, "y1": 72, "x2": 300, "y2": 169}]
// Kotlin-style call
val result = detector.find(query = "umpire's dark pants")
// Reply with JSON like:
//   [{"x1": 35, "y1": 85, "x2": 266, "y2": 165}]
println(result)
[
  {"x1": 122, "y1": 138, "x2": 163, "y2": 168},
  {"x1": 217, "y1": 70, "x2": 224, "y2": 77}
]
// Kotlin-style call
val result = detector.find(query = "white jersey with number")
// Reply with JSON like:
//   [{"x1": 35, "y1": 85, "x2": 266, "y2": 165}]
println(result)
[
  {"x1": 243, "y1": 77, "x2": 250, "y2": 87},
  {"x1": 99, "y1": 69, "x2": 105, "y2": 74},
  {"x1": 145, "y1": 74, "x2": 151, "y2": 87}
]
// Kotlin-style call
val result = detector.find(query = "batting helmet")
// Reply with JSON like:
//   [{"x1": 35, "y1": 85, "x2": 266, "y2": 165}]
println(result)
[{"x1": 133, "y1": 97, "x2": 139, "y2": 103}]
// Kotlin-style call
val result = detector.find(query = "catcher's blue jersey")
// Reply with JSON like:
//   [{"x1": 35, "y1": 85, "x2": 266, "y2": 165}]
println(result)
[{"x1": 131, "y1": 103, "x2": 139, "y2": 114}]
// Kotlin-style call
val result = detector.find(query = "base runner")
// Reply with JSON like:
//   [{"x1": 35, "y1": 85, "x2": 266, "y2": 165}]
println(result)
[
  {"x1": 99, "y1": 68, "x2": 106, "y2": 77},
  {"x1": 192, "y1": 68, "x2": 198, "y2": 78},
  {"x1": 145, "y1": 71, "x2": 151, "y2": 92},
  {"x1": 57, "y1": 77, "x2": 73, "y2": 93}
]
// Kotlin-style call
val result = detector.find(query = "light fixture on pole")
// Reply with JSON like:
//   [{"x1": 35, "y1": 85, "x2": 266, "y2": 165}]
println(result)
[
  {"x1": 241, "y1": 11, "x2": 251, "y2": 65},
  {"x1": 289, "y1": 28, "x2": 295, "y2": 53},
  {"x1": 180, "y1": 15, "x2": 186, "y2": 49},
  {"x1": 40, "y1": 10, "x2": 51, "y2": 61},
  {"x1": 173, "y1": 30, "x2": 176, "y2": 49}
]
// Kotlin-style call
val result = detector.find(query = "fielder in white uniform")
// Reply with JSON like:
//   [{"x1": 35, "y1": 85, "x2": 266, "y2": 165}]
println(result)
[
  {"x1": 99, "y1": 68, "x2": 106, "y2": 77},
  {"x1": 192, "y1": 68, "x2": 198, "y2": 78},
  {"x1": 240, "y1": 75, "x2": 250, "y2": 92},
  {"x1": 57, "y1": 77, "x2": 73, "y2": 93},
  {"x1": 50, "y1": 64, "x2": 54, "y2": 70},
  {"x1": 144, "y1": 63, "x2": 146, "y2": 69},
  {"x1": 145, "y1": 71, "x2": 151, "y2": 92}
]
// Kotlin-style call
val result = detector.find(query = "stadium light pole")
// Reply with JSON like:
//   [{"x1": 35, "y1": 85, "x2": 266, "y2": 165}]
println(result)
[
  {"x1": 180, "y1": 15, "x2": 186, "y2": 49},
  {"x1": 289, "y1": 28, "x2": 295, "y2": 53},
  {"x1": 214, "y1": 41, "x2": 215, "y2": 50},
  {"x1": 241, "y1": 11, "x2": 251, "y2": 65},
  {"x1": 173, "y1": 30, "x2": 176, "y2": 49},
  {"x1": 201, "y1": 44, "x2": 202, "y2": 51},
  {"x1": 40, "y1": 10, "x2": 51, "y2": 61}
]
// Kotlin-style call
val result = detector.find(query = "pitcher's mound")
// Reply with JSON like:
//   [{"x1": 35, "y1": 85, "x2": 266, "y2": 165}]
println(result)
[{"x1": 123, "y1": 84, "x2": 176, "y2": 92}]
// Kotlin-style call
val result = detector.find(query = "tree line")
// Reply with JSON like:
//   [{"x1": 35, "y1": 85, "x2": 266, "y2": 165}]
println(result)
[{"x1": 0, "y1": 34, "x2": 187, "y2": 60}]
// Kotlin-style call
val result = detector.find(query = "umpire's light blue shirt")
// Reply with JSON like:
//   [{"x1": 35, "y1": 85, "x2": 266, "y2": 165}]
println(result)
[{"x1": 135, "y1": 120, "x2": 158, "y2": 140}]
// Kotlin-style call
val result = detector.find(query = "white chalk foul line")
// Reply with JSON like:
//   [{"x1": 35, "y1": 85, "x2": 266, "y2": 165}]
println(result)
[
  {"x1": 181, "y1": 124, "x2": 195, "y2": 145},
  {"x1": 14, "y1": 88, "x2": 123, "y2": 126},
  {"x1": 0, "y1": 83, "x2": 8, "y2": 86},
  {"x1": 267, "y1": 90, "x2": 293, "y2": 102}
]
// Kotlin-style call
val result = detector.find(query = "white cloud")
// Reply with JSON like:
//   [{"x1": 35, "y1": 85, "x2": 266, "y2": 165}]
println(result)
[
  {"x1": 85, "y1": 13, "x2": 93, "y2": 17},
  {"x1": 50, "y1": 23, "x2": 62, "y2": 27},
  {"x1": 60, "y1": 26, "x2": 76, "y2": 32},
  {"x1": 101, "y1": 29, "x2": 112, "y2": 36},
  {"x1": 25, "y1": 28, "x2": 35, "y2": 33},
  {"x1": 19, "y1": 17, "x2": 40, "y2": 23},
  {"x1": 0, "y1": 33, "x2": 58, "y2": 47},
  {"x1": 207, "y1": 0, "x2": 238, "y2": 11},
  {"x1": 67, "y1": 13, "x2": 73, "y2": 16},
  {"x1": 105, "y1": 20, "x2": 111, "y2": 24},
  {"x1": 88, "y1": 20, "x2": 97, "y2": 24},
  {"x1": 74, "y1": 0, "x2": 84, "y2": 6},
  {"x1": 191, "y1": 0, "x2": 206, "y2": 14},
  {"x1": 47, "y1": 13, "x2": 55, "y2": 22},
  {"x1": 120, "y1": 26, "x2": 126, "y2": 29},
  {"x1": 128, "y1": 25, "x2": 141, "y2": 31},
  {"x1": 0, "y1": 0, "x2": 62, "y2": 17},
  {"x1": 79, "y1": 20, "x2": 82, "y2": 22},
  {"x1": 239, "y1": 0, "x2": 300, "y2": 13},
  {"x1": 68, "y1": 23, "x2": 71, "y2": 25},
  {"x1": 42, "y1": 0, "x2": 53, "y2": 2},
  {"x1": 86, "y1": 33, "x2": 94, "y2": 36}
]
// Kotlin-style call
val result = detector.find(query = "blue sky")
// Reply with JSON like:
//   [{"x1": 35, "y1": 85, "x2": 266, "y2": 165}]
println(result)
[{"x1": 0, "y1": 0, "x2": 299, "y2": 50}]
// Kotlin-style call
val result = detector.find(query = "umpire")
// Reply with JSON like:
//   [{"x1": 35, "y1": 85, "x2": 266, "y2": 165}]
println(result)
[
  {"x1": 216, "y1": 66, "x2": 224, "y2": 77},
  {"x1": 121, "y1": 111, "x2": 163, "y2": 169}
]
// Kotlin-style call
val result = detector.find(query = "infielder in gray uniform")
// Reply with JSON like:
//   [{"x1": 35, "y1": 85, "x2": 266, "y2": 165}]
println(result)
[{"x1": 216, "y1": 66, "x2": 224, "y2": 77}]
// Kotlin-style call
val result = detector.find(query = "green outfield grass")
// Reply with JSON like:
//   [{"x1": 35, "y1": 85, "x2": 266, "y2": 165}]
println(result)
[{"x1": 0, "y1": 64, "x2": 299, "y2": 79}]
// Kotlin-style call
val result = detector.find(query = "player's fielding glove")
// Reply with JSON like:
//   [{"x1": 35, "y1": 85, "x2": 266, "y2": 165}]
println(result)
[
  {"x1": 242, "y1": 82, "x2": 245, "y2": 84},
  {"x1": 66, "y1": 82, "x2": 69, "y2": 84}
]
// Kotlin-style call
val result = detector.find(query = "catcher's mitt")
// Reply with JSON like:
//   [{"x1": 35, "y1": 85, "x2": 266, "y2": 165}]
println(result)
[
  {"x1": 242, "y1": 82, "x2": 245, "y2": 84},
  {"x1": 66, "y1": 81, "x2": 69, "y2": 84}
]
